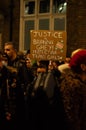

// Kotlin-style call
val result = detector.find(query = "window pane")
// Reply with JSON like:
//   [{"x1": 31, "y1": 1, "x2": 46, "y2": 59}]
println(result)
[
  {"x1": 24, "y1": 20, "x2": 34, "y2": 50},
  {"x1": 25, "y1": 1, "x2": 35, "y2": 15},
  {"x1": 39, "y1": 19, "x2": 49, "y2": 30},
  {"x1": 39, "y1": 0, "x2": 50, "y2": 13},
  {"x1": 53, "y1": 0, "x2": 67, "y2": 14},
  {"x1": 54, "y1": 18, "x2": 65, "y2": 30}
]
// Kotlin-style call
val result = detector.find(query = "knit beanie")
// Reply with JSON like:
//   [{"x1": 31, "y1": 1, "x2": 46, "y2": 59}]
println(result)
[{"x1": 69, "y1": 49, "x2": 86, "y2": 73}]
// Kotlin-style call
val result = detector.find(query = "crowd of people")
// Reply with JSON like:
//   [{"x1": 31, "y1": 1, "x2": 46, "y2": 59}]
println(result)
[{"x1": 0, "y1": 41, "x2": 86, "y2": 130}]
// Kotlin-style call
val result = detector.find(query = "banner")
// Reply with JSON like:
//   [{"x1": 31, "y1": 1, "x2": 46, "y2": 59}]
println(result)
[{"x1": 30, "y1": 30, "x2": 67, "y2": 61}]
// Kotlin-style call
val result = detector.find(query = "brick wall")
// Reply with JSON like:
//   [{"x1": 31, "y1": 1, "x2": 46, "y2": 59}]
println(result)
[
  {"x1": 67, "y1": 0, "x2": 86, "y2": 56},
  {"x1": 1, "y1": 0, "x2": 20, "y2": 50},
  {"x1": 0, "y1": 0, "x2": 86, "y2": 54}
]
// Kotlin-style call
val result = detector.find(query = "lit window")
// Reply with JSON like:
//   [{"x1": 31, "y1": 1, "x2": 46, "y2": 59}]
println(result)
[{"x1": 53, "y1": 0, "x2": 67, "y2": 14}]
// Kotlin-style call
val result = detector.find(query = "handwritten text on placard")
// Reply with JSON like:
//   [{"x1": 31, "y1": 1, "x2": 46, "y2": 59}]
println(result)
[{"x1": 30, "y1": 30, "x2": 66, "y2": 61}]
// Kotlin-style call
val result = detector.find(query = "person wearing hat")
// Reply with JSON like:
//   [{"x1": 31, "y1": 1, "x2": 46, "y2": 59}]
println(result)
[
  {"x1": 59, "y1": 49, "x2": 86, "y2": 130},
  {"x1": 58, "y1": 48, "x2": 85, "y2": 74}
]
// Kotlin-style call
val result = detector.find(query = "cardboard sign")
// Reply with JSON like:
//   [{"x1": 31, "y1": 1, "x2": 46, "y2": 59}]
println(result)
[{"x1": 30, "y1": 30, "x2": 67, "y2": 61}]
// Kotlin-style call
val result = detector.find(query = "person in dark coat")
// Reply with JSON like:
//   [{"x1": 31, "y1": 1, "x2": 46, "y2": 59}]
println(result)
[
  {"x1": 60, "y1": 49, "x2": 86, "y2": 130},
  {"x1": 0, "y1": 55, "x2": 25, "y2": 129},
  {"x1": 27, "y1": 60, "x2": 65, "y2": 130}
]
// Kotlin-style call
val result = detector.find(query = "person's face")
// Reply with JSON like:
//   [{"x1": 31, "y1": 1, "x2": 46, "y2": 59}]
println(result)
[
  {"x1": 4, "y1": 45, "x2": 14, "y2": 58},
  {"x1": 25, "y1": 55, "x2": 32, "y2": 68},
  {"x1": 52, "y1": 62, "x2": 58, "y2": 69}
]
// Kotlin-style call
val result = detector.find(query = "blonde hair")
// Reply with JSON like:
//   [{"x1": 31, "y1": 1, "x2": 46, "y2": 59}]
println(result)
[{"x1": 71, "y1": 48, "x2": 85, "y2": 57}]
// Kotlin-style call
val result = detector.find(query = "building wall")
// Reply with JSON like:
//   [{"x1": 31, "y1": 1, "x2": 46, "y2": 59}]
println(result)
[
  {"x1": 0, "y1": 0, "x2": 86, "y2": 55},
  {"x1": 67, "y1": 0, "x2": 86, "y2": 56},
  {"x1": 1, "y1": 0, "x2": 20, "y2": 50}
]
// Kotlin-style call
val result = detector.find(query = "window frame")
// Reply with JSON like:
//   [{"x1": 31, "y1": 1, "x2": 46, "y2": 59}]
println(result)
[{"x1": 19, "y1": 0, "x2": 67, "y2": 51}]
